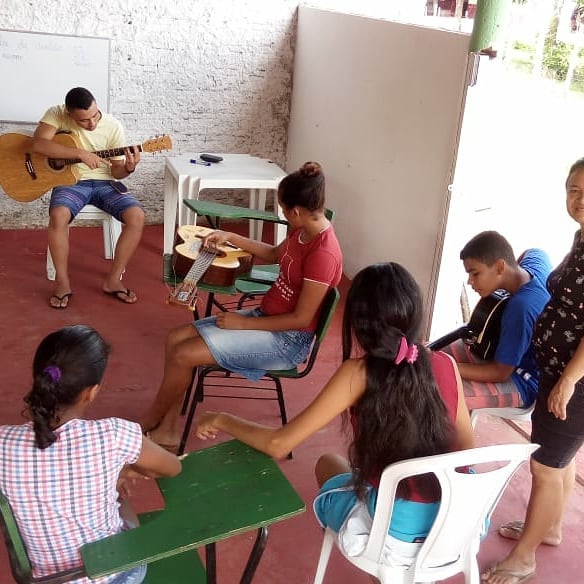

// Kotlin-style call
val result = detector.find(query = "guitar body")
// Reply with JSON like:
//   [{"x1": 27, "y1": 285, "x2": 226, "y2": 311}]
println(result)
[
  {"x1": 466, "y1": 289, "x2": 510, "y2": 360},
  {"x1": 0, "y1": 133, "x2": 79, "y2": 202},
  {"x1": 173, "y1": 225, "x2": 253, "y2": 288},
  {"x1": 428, "y1": 289, "x2": 510, "y2": 361},
  {"x1": 0, "y1": 132, "x2": 172, "y2": 203}
]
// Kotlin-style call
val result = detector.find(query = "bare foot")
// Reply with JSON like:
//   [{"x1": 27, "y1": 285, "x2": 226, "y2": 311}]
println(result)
[{"x1": 498, "y1": 520, "x2": 561, "y2": 546}]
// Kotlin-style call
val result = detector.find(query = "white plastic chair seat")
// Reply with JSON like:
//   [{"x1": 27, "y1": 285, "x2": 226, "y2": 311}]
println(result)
[
  {"x1": 313, "y1": 443, "x2": 538, "y2": 584},
  {"x1": 46, "y1": 205, "x2": 122, "y2": 281},
  {"x1": 470, "y1": 403, "x2": 535, "y2": 429}
]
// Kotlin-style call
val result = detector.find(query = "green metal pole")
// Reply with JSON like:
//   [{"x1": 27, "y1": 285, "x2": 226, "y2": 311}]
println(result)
[{"x1": 469, "y1": 0, "x2": 511, "y2": 52}]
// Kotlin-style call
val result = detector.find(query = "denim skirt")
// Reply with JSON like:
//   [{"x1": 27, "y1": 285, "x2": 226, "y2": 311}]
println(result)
[{"x1": 194, "y1": 308, "x2": 314, "y2": 381}]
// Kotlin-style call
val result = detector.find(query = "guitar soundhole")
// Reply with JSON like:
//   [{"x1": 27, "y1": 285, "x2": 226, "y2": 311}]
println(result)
[{"x1": 47, "y1": 158, "x2": 66, "y2": 171}]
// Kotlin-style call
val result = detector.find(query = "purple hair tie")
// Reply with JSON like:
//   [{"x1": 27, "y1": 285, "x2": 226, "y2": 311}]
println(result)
[{"x1": 43, "y1": 365, "x2": 62, "y2": 383}]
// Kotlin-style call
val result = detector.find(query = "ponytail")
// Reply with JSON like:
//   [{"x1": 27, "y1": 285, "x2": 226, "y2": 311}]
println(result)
[
  {"x1": 341, "y1": 263, "x2": 455, "y2": 498},
  {"x1": 24, "y1": 325, "x2": 110, "y2": 449}
]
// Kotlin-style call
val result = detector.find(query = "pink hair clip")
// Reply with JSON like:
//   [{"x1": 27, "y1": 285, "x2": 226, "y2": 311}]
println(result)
[{"x1": 394, "y1": 336, "x2": 418, "y2": 365}]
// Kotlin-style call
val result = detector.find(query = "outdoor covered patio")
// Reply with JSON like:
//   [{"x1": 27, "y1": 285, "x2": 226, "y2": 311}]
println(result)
[{"x1": 0, "y1": 223, "x2": 582, "y2": 583}]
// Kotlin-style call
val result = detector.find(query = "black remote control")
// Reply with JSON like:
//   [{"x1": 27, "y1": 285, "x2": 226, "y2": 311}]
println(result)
[{"x1": 199, "y1": 153, "x2": 223, "y2": 163}]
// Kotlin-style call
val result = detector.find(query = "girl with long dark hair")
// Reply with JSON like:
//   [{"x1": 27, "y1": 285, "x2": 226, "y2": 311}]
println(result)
[{"x1": 195, "y1": 262, "x2": 474, "y2": 565}]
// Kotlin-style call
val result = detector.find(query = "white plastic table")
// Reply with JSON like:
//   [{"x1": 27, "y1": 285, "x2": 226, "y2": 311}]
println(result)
[{"x1": 163, "y1": 153, "x2": 287, "y2": 256}]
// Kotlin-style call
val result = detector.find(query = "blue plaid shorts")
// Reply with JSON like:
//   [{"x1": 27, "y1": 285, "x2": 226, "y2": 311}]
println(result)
[{"x1": 50, "y1": 179, "x2": 142, "y2": 222}]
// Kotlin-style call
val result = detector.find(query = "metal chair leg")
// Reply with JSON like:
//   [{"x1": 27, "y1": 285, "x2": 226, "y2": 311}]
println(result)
[
  {"x1": 180, "y1": 367, "x2": 198, "y2": 416},
  {"x1": 178, "y1": 370, "x2": 206, "y2": 455},
  {"x1": 205, "y1": 542, "x2": 217, "y2": 584},
  {"x1": 205, "y1": 293, "x2": 215, "y2": 317},
  {"x1": 240, "y1": 527, "x2": 269, "y2": 584},
  {"x1": 271, "y1": 377, "x2": 288, "y2": 425},
  {"x1": 269, "y1": 376, "x2": 292, "y2": 459}
]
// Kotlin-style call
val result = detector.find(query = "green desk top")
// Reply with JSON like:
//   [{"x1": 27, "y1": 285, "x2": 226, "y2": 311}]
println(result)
[
  {"x1": 81, "y1": 440, "x2": 305, "y2": 578},
  {"x1": 183, "y1": 199, "x2": 288, "y2": 224}
]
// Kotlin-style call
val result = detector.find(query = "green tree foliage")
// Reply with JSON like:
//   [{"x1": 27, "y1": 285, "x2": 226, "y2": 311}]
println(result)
[{"x1": 543, "y1": 16, "x2": 570, "y2": 80}]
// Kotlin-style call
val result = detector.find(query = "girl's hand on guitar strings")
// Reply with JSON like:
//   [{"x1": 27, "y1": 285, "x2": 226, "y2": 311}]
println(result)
[{"x1": 203, "y1": 230, "x2": 231, "y2": 250}]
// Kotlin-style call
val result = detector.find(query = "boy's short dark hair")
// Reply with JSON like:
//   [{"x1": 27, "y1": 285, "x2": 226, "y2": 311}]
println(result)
[
  {"x1": 65, "y1": 87, "x2": 95, "y2": 111},
  {"x1": 460, "y1": 230, "x2": 517, "y2": 267}
]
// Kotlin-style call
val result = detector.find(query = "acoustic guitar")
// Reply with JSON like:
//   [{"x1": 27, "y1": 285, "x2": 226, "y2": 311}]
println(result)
[
  {"x1": 428, "y1": 289, "x2": 510, "y2": 360},
  {"x1": 167, "y1": 225, "x2": 254, "y2": 310},
  {"x1": 0, "y1": 132, "x2": 172, "y2": 202},
  {"x1": 172, "y1": 225, "x2": 253, "y2": 287}
]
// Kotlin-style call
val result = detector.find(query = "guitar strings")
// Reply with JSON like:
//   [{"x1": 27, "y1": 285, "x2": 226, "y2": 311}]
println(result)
[{"x1": 167, "y1": 246, "x2": 219, "y2": 305}]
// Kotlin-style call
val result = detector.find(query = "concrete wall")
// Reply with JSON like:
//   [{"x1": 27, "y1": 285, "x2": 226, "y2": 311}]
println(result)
[{"x1": 0, "y1": 0, "x2": 297, "y2": 227}]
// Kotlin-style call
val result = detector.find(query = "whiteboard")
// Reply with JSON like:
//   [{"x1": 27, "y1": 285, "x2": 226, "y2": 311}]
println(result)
[{"x1": 0, "y1": 30, "x2": 110, "y2": 124}]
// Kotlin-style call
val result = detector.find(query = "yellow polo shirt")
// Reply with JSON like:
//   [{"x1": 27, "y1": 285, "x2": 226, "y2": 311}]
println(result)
[{"x1": 40, "y1": 105, "x2": 126, "y2": 181}]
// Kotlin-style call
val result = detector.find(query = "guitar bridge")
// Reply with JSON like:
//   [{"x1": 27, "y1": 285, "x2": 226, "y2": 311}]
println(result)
[{"x1": 168, "y1": 281, "x2": 198, "y2": 311}]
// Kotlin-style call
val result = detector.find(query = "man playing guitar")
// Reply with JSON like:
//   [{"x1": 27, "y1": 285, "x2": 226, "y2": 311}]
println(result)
[{"x1": 32, "y1": 87, "x2": 144, "y2": 309}]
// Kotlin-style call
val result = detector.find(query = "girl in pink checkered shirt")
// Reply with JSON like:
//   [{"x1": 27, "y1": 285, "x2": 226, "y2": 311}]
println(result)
[{"x1": 0, "y1": 325, "x2": 181, "y2": 584}]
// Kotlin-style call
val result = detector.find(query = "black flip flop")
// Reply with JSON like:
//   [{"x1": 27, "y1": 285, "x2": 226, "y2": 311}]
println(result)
[
  {"x1": 103, "y1": 289, "x2": 137, "y2": 304},
  {"x1": 49, "y1": 292, "x2": 72, "y2": 309}
]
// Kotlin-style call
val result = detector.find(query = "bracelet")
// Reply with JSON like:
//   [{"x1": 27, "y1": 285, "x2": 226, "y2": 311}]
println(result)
[{"x1": 125, "y1": 165, "x2": 135, "y2": 174}]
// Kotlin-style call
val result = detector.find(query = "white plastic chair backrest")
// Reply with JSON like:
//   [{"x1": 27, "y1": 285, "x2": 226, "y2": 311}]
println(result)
[
  {"x1": 364, "y1": 443, "x2": 538, "y2": 582},
  {"x1": 470, "y1": 404, "x2": 535, "y2": 429}
]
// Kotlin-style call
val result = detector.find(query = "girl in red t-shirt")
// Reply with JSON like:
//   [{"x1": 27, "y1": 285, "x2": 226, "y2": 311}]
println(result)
[{"x1": 142, "y1": 162, "x2": 343, "y2": 452}]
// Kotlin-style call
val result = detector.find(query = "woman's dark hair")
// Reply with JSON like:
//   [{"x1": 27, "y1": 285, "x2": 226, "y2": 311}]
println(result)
[
  {"x1": 342, "y1": 263, "x2": 455, "y2": 498},
  {"x1": 65, "y1": 87, "x2": 96, "y2": 111},
  {"x1": 278, "y1": 161, "x2": 325, "y2": 212},
  {"x1": 24, "y1": 325, "x2": 110, "y2": 449}
]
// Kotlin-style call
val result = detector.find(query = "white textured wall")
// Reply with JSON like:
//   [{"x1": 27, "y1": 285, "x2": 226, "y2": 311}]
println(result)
[{"x1": 0, "y1": 0, "x2": 297, "y2": 227}]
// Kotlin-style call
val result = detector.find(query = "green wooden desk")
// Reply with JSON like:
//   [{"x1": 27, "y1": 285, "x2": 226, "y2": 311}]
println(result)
[
  {"x1": 163, "y1": 200, "x2": 285, "y2": 285},
  {"x1": 182, "y1": 199, "x2": 288, "y2": 231},
  {"x1": 81, "y1": 440, "x2": 305, "y2": 584}
]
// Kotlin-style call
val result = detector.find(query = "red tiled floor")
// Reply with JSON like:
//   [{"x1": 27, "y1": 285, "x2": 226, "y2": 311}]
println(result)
[{"x1": 0, "y1": 224, "x2": 583, "y2": 583}]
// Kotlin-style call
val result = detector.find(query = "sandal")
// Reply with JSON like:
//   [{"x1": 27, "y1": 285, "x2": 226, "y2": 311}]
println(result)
[
  {"x1": 482, "y1": 563, "x2": 535, "y2": 584},
  {"x1": 49, "y1": 292, "x2": 72, "y2": 309},
  {"x1": 104, "y1": 289, "x2": 138, "y2": 304}
]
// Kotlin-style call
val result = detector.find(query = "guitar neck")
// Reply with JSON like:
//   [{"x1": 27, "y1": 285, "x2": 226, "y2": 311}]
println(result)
[
  {"x1": 55, "y1": 145, "x2": 144, "y2": 165},
  {"x1": 427, "y1": 326, "x2": 469, "y2": 351},
  {"x1": 168, "y1": 248, "x2": 219, "y2": 309},
  {"x1": 184, "y1": 248, "x2": 218, "y2": 283}
]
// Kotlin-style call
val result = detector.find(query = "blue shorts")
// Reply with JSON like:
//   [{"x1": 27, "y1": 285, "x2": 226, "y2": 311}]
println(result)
[
  {"x1": 102, "y1": 518, "x2": 147, "y2": 583},
  {"x1": 313, "y1": 473, "x2": 439, "y2": 543},
  {"x1": 108, "y1": 564, "x2": 146, "y2": 583},
  {"x1": 50, "y1": 179, "x2": 142, "y2": 222},
  {"x1": 194, "y1": 308, "x2": 314, "y2": 381}
]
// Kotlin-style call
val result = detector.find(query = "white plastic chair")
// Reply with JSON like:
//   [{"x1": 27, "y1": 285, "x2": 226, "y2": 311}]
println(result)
[
  {"x1": 46, "y1": 205, "x2": 122, "y2": 280},
  {"x1": 470, "y1": 404, "x2": 535, "y2": 430},
  {"x1": 313, "y1": 443, "x2": 538, "y2": 584}
]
